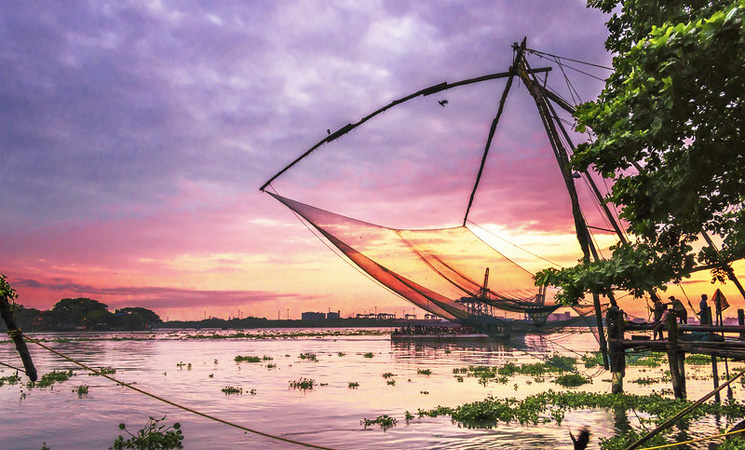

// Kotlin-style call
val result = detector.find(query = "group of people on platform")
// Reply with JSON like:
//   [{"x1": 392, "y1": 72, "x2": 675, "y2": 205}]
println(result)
[{"x1": 650, "y1": 291, "x2": 727, "y2": 340}]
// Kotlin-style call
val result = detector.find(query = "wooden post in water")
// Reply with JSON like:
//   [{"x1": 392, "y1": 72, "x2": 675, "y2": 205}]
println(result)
[
  {"x1": 607, "y1": 305, "x2": 626, "y2": 393},
  {"x1": 711, "y1": 354, "x2": 721, "y2": 403},
  {"x1": 738, "y1": 309, "x2": 745, "y2": 340},
  {"x1": 666, "y1": 314, "x2": 686, "y2": 400}
]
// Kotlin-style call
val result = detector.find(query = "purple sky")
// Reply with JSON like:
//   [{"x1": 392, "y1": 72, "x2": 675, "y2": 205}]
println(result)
[{"x1": 1, "y1": 1, "x2": 631, "y2": 320}]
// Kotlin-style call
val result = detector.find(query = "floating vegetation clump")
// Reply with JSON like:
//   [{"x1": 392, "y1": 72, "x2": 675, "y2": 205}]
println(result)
[
  {"x1": 221, "y1": 386, "x2": 243, "y2": 395},
  {"x1": 361, "y1": 414, "x2": 397, "y2": 430},
  {"x1": 685, "y1": 354, "x2": 712, "y2": 365},
  {"x1": 348, "y1": 382, "x2": 359, "y2": 389},
  {"x1": 630, "y1": 377, "x2": 660, "y2": 385},
  {"x1": 417, "y1": 390, "x2": 745, "y2": 429},
  {"x1": 382, "y1": 372, "x2": 396, "y2": 379},
  {"x1": 628, "y1": 352, "x2": 666, "y2": 367},
  {"x1": 553, "y1": 374, "x2": 592, "y2": 387},
  {"x1": 30, "y1": 370, "x2": 74, "y2": 388},
  {"x1": 582, "y1": 351, "x2": 604, "y2": 368},
  {"x1": 266, "y1": 363, "x2": 276, "y2": 369},
  {"x1": 417, "y1": 369, "x2": 432, "y2": 376},
  {"x1": 0, "y1": 373, "x2": 21, "y2": 387},
  {"x1": 337, "y1": 352, "x2": 346, "y2": 357},
  {"x1": 74, "y1": 384, "x2": 89, "y2": 397},
  {"x1": 89, "y1": 366, "x2": 116, "y2": 376},
  {"x1": 299, "y1": 353, "x2": 318, "y2": 362},
  {"x1": 289, "y1": 378, "x2": 315, "y2": 390},
  {"x1": 111, "y1": 416, "x2": 183, "y2": 450},
  {"x1": 234, "y1": 355, "x2": 262, "y2": 363},
  {"x1": 387, "y1": 379, "x2": 396, "y2": 386},
  {"x1": 363, "y1": 352, "x2": 374, "y2": 358},
  {"x1": 176, "y1": 362, "x2": 192, "y2": 370}
]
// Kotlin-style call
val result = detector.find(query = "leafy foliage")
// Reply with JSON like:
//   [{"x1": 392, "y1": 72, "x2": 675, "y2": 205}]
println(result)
[{"x1": 537, "y1": 0, "x2": 745, "y2": 303}]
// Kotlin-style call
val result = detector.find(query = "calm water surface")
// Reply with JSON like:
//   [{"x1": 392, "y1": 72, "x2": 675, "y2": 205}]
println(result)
[{"x1": 0, "y1": 328, "x2": 742, "y2": 449}]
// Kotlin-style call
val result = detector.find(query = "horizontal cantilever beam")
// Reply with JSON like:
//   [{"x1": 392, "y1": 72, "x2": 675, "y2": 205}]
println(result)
[{"x1": 259, "y1": 67, "x2": 552, "y2": 191}]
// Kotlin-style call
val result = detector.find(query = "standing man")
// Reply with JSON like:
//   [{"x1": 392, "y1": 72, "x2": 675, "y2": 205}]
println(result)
[
  {"x1": 698, "y1": 294, "x2": 711, "y2": 326},
  {"x1": 651, "y1": 295, "x2": 665, "y2": 339},
  {"x1": 670, "y1": 296, "x2": 688, "y2": 324}
]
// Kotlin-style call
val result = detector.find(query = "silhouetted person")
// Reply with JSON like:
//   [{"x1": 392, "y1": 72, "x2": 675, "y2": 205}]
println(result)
[
  {"x1": 698, "y1": 294, "x2": 711, "y2": 326},
  {"x1": 651, "y1": 296, "x2": 665, "y2": 339},
  {"x1": 670, "y1": 296, "x2": 687, "y2": 324}
]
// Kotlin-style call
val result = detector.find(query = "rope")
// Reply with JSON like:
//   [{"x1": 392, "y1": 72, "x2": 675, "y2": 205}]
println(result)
[
  {"x1": 624, "y1": 369, "x2": 745, "y2": 450},
  {"x1": 637, "y1": 427, "x2": 745, "y2": 450},
  {"x1": 0, "y1": 360, "x2": 26, "y2": 373},
  {"x1": 22, "y1": 334, "x2": 340, "y2": 450}
]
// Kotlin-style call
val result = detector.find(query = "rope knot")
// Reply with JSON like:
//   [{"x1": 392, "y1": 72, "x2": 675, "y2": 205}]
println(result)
[{"x1": 7, "y1": 328, "x2": 22, "y2": 338}]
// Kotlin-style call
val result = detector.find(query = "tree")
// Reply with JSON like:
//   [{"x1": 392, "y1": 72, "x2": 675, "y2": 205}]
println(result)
[
  {"x1": 536, "y1": 0, "x2": 745, "y2": 302},
  {"x1": 49, "y1": 297, "x2": 112, "y2": 329},
  {"x1": 115, "y1": 307, "x2": 162, "y2": 329}
]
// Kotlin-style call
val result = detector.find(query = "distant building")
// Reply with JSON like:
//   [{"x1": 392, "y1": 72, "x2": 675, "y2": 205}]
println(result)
[
  {"x1": 327, "y1": 311, "x2": 341, "y2": 320},
  {"x1": 301, "y1": 311, "x2": 326, "y2": 320}
]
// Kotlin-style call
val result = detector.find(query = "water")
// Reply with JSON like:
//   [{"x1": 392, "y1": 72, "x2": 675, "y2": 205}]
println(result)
[{"x1": 0, "y1": 328, "x2": 742, "y2": 449}]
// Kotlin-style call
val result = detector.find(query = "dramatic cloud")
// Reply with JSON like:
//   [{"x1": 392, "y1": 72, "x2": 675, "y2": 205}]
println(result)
[{"x1": 7, "y1": 1, "x2": 694, "y2": 320}]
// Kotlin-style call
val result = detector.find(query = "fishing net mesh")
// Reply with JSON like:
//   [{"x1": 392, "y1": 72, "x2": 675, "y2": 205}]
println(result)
[{"x1": 270, "y1": 193, "x2": 598, "y2": 336}]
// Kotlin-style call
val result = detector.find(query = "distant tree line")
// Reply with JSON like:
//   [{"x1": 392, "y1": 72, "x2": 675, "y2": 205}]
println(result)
[{"x1": 3, "y1": 297, "x2": 162, "y2": 332}]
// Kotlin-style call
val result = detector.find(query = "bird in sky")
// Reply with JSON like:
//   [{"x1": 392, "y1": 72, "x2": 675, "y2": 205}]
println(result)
[{"x1": 438, "y1": 99, "x2": 448, "y2": 107}]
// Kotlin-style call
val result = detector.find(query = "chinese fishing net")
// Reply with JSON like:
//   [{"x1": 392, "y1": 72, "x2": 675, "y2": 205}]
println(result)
[{"x1": 268, "y1": 192, "x2": 601, "y2": 357}]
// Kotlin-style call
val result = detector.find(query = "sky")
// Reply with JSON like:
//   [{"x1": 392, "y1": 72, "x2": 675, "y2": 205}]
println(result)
[{"x1": 2, "y1": 1, "x2": 740, "y2": 321}]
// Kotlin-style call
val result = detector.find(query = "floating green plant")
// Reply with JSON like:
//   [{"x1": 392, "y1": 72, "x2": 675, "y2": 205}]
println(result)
[
  {"x1": 405, "y1": 410, "x2": 414, "y2": 421},
  {"x1": 553, "y1": 374, "x2": 591, "y2": 387},
  {"x1": 221, "y1": 386, "x2": 243, "y2": 395},
  {"x1": 387, "y1": 379, "x2": 396, "y2": 386},
  {"x1": 110, "y1": 416, "x2": 183, "y2": 450},
  {"x1": 361, "y1": 414, "x2": 397, "y2": 430},
  {"x1": 582, "y1": 351, "x2": 604, "y2": 368},
  {"x1": 630, "y1": 376, "x2": 660, "y2": 385},
  {"x1": 234, "y1": 355, "x2": 261, "y2": 363},
  {"x1": 176, "y1": 362, "x2": 192, "y2": 370},
  {"x1": 685, "y1": 354, "x2": 712, "y2": 365},
  {"x1": 417, "y1": 369, "x2": 432, "y2": 376},
  {"x1": 289, "y1": 378, "x2": 315, "y2": 390},
  {"x1": 348, "y1": 382, "x2": 360, "y2": 389},
  {"x1": 29, "y1": 369, "x2": 74, "y2": 388},
  {"x1": 382, "y1": 372, "x2": 396, "y2": 379},
  {"x1": 74, "y1": 384, "x2": 89, "y2": 397},
  {"x1": 628, "y1": 352, "x2": 666, "y2": 367},
  {"x1": 0, "y1": 373, "x2": 21, "y2": 387},
  {"x1": 299, "y1": 353, "x2": 318, "y2": 362},
  {"x1": 363, "y1": 352, "x2": 374, "y2": 358},
  {"x1": 266, "y1": 363, "x2": 276, "y2": 369},
  {"x1": 337, "y1": 352, "x2": 346, "y2": 357},
  {"x1": 88, "y1": 366, "x2": 117, "y2": 376}
]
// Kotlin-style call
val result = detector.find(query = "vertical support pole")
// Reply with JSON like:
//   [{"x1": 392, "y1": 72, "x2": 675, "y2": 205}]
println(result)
[
  {"x1": 607, "y1": 305, "x2": 625, "y2": 394},
  {"x1": 711, "y1": 355, "x2": 721, "y2": 403},
  {"x1": 738, "y1": 309, "x2": 745, "y2": 340},
  {"x1": 666, "y1": 314, "x2": 686, "y2": 400},
  {"x1": 0, "y1": 294, "x2": 38, "y2": 381}
]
